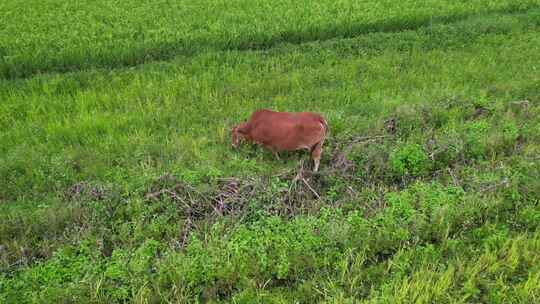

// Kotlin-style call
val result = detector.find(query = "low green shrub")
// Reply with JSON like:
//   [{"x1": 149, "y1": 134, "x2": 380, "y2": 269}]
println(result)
[{"x1": 389, "y1": 143, "x2": 432, "y2": 179}]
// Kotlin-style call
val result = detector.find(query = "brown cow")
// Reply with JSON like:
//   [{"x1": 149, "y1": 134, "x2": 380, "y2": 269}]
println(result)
[{"x1": 231, "y1": 109, "x2": 328, "y2": 171}]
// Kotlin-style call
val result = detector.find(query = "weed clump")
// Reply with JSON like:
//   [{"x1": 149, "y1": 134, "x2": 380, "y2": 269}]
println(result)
[{"x1": 389, "y1": 143, "x2": 432, "y2": 179}]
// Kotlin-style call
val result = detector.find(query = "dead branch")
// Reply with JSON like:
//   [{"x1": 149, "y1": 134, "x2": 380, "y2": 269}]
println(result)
[
  {"x1": 447, "y1": 167, "x2": 461, "y2": 187},
  {"x1": 179, "y1": 218, "x2": 193, "y2": 249},
  {"x1": 478, "y1": 178, "x2": 510, "y2": 194},
  {"x1": 302, "y1": 178, "x2": 320, "y2": 199}
]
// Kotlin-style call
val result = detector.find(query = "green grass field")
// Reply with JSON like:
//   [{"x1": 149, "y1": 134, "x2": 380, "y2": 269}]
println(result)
[{"x1": 1, "y1": 0, "x2": 540, "y2": 302}]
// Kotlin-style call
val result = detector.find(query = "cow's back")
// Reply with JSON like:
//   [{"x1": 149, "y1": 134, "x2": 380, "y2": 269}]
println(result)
[{"x1": 247, "y1": 110, "x2": 326, "y2": 151}]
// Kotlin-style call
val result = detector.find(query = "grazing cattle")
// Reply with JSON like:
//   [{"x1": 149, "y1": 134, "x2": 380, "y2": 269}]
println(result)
[{"x1": 231, "y1": 109, "x2": 328, "y2": 171}]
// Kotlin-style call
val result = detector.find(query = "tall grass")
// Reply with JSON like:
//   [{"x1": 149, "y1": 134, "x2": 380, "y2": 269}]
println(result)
[
  {"x1": 1, "y1": 9, "x2": 539, "y2": 201},
  {"x1": 1, "y1": 0, "x2": 539, "y2": 78}
]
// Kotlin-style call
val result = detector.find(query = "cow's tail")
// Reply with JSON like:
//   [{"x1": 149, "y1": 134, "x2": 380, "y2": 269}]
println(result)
[
  {"x1": 319, "y1": 116, "x2": 329, "y2": 138},
  {"x1": 316, "y1": 116, "x2": 329, "y2": 149}
]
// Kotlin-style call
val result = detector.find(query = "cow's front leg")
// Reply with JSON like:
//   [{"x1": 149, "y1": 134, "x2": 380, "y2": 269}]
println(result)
[
  {"x1": 272, "y1": 149, "x2": 280, "y2": 160},
  {"x1": 265, "y1": 145, "x2": 280, "y2": 161}
]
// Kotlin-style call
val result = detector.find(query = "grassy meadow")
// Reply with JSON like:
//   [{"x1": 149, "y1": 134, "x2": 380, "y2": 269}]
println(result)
[{"x1": 1, "y1": 0, "x2": 540, "y2": 302}]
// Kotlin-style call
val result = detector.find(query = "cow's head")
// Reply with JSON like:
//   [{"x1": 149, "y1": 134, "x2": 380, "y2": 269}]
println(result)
[
  {"x1": 231, "y1": 122, "x2": 249, "y2": 148},
  {"x1": 231, "y1": 125, "x2": 240, "y2": 148}
]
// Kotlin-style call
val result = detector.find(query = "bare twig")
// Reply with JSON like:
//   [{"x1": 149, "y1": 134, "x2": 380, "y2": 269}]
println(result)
[
  {"x1": 447, "y1": 167, "x2": 461, "y2": 187},
  {"x1": 348, "y1": 135, "x2": 388, "y2": 145},
  {"x1": 478, "y1": 178, "x2": 510, "y2": 194},
  {"x1": 302, "y1": 178, "x2": 320, "y2": 199},
  {"x1": 337, "y1": 135, "x2": 386, "y2": 157},
  {"x1": 179, "y1": 218, "x2": 193, "y2": 249}
]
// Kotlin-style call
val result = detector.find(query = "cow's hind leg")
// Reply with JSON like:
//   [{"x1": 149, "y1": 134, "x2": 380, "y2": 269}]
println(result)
[{"x1": 311, "y1": 140, "x2": 324, "y2": 172}]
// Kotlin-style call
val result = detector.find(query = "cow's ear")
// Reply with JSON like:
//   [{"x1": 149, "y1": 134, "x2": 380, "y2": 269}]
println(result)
[{"x1": 236, "y1": 122, "x2": 248, "y2": 134}]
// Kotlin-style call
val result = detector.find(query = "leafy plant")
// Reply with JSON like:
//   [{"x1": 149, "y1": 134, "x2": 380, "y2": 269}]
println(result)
[{"x1": 389, "y1": 143, "x2": 432, "y2": 178}]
